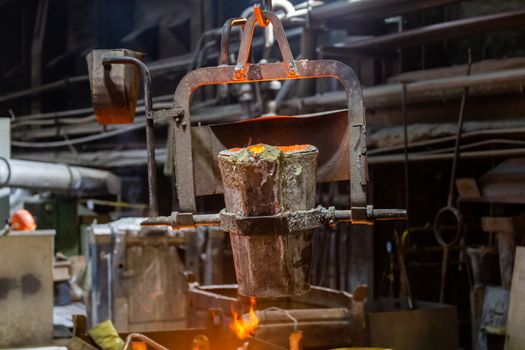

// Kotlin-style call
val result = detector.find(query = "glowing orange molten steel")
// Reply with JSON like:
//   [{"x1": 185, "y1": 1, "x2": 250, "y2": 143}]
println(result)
[
  {"x1": 247, "y1": 144, "x2": 266, "y2": 157},
  {"x1": 229, "y1": 144, "x2": 311, "y2": 156},
  {"x1": 229, "y1": 297, "x2": 259, "y2": 339}
]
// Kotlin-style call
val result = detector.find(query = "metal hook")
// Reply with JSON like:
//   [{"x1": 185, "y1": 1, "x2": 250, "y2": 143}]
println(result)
[{"x1": 253, "y1": 4, "x2": 270, "y2": 27}]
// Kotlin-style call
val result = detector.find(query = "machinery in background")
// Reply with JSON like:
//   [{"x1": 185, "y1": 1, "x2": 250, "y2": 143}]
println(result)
[
  {"x1": 89, "y1": 218, "x2": 188, "y2": 333},
  {"x1": 87, "y1": 3, "x2": 407, "y2": 296},
  {"x1": 83, "y1": 2, "x2": 462, "y2": 349}
]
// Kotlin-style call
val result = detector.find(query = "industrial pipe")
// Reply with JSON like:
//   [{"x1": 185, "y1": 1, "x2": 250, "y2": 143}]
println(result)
[
  {"x1": 0, "y1": 159, "x2": 121, "y2": 196},
  {"x1": 281, "y1": 66, "x2": 525, "y2": 111}
]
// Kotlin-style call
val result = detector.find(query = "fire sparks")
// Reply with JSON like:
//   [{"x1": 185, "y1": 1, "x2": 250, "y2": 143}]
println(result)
[{"x1": 229, "y1": 297, "x2": 259, "y2": 339}]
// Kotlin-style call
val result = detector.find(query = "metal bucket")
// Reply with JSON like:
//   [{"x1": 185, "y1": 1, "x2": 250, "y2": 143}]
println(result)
[
  {"x1": 218, "y1": 144, "x2": 318, "y2": 297},
  {"x1": 86, "y1": 49, "x2": 144, "y2": 125}
]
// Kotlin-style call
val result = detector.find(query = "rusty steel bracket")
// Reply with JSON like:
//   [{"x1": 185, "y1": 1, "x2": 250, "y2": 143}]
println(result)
[
  {"x1": 152, "y1": 108, "x2": 184, "y2": 120},
  {"x1": 102, "y1": 56, "x2": 159, "y2": 216},
  {"x1": 172, "y1": 10, "x2": 368, "y2": 223},
  {"x1": 219, "y1": 208, "x2": 322, "y2": 235},
  {"x1": 220, "y1": 18, "x2": 247, "y2": 66},
  {"x1": 140, "y1": 206, "x2": 407, "y2": 231}
]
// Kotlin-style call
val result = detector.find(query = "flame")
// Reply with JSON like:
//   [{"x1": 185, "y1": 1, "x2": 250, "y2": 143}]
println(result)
[{"x1": 229, "y1": 297, "x2": 259, "y2": 339}]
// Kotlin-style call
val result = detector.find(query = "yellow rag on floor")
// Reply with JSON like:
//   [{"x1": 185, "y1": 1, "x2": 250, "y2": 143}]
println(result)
[{"x1": 88, "y1": 320, "x2": 125, "y2": 350}]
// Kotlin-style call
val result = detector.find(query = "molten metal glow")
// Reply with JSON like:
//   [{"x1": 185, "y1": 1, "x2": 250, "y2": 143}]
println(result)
[
  {"x1": 229, "y1": 144, "x2": 310, "y2": 155},
  {"x1": 229, "y1": 297, "x2": 259, "y2": 339},
  {"x1": 248, "y1": 144, "x2": 266, "y2": 156},
  {"x1": 277, "y1": 144, "x2": 310, "y2": 153}
]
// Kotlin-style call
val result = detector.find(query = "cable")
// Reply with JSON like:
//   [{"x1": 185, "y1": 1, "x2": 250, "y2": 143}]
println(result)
[
  {"x1": 11, "y1": 122, "x2": 145, "y2": 148},
  {"x1": 263, "y1": 307, "x2": 299, "y2": 331}
]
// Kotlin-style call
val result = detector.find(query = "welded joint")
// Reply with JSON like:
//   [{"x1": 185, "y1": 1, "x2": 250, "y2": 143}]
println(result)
[{"x1": 152, "y1": 108, "x2": 184, "y2": 120}]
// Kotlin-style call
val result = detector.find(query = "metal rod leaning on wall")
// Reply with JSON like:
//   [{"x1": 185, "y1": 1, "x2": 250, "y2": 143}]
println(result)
[
  {"x1": 434, "y1": 51, "x2": 472, "y2": 304},
  {"x1": 101, "y1": 57, "x2": 159, "y2": 217}
]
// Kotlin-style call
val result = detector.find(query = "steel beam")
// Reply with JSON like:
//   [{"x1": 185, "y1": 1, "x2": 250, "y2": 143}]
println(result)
[
  {"x1": 310, "y1": 0, "x2": 460, "y2": 23},
  {"x1": 324, "y1": 8, "x2": 525, "y2": 54}
]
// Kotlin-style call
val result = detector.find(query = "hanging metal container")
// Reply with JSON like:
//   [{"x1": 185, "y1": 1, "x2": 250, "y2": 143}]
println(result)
[{"x1": 218, "y1": 144, "x2": 318, "y2": 297}]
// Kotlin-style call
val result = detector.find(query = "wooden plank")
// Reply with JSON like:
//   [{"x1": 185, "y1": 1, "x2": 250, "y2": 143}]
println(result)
[
  {"x1": 53, "y1": 261, "x2": 72, "y2": 282},
  {"x1": 505, "y1": 247, "x2": 525, "y2": 349},
  {"x1": 481, "y1": 217, "x2": 522, "y2": 234}
]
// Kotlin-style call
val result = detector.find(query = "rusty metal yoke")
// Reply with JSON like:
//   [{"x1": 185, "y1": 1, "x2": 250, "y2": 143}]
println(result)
[{"x1": 172, "y1": 10, "x2": 369, "y2": 223}]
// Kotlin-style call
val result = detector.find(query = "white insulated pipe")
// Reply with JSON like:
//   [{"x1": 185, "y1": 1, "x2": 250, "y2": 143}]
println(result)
[{"x1": 0, "y1": 159, "x2": 121, "y2": 196}]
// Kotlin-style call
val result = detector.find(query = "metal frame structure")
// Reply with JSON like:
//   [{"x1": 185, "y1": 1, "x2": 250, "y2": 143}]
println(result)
[
  {"x1": 101, "y1": 56, "x2": 159, "y2": 216},
  {"x1": 171, "y1": 10, "x2": 368, "y2": 222}
]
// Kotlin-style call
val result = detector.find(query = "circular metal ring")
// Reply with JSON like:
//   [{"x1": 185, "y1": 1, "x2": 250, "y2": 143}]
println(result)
[{"x1": 433, "y1": 206, "x2": 463, "y2": 247}]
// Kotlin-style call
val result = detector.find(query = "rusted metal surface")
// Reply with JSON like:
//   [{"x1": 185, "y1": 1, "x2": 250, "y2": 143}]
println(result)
[
  {"x1": 118, "y1": 308, "x2": 287, "y2": 350},
  {"x1": 140, "y1": 206, "x2": 407, "y2": 228},
  {"x1": 100, "y1": 55, "x2": 159, "y2": 216},
  {"x1": 86, "y1": 49, "x2": 143, "y2": 125},
  {"x1": 218, "y1": 145, "x2": 318, "y2": 297},
  {"x1": 219, "y1": 18, "x2": 246, "y2": 66},
  {"x1": 191, "y1": 110, "x2": 349, "y2": 196},
  {"x1": 171, "y1": 9, "x2": 368, "y2": 219},
  {"x1": 123, "y1": 333, "x2": 169, "y2": 350},
  {"x1": 187, "y1": 284, "x2": 366, "y2": 348}
]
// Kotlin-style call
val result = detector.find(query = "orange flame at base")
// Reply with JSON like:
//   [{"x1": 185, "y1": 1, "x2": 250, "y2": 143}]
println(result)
[{"x1": 230, "y1": 297, "x2": 259, "y2": 339}]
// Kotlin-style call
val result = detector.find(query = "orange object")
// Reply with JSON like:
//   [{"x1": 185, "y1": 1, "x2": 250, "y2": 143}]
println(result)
[
  {"x1": 230, "y1": 297, "x2": 259, "y2": 339},
  {"x1": 289, "y1": 330, "x2": 303, "y2": 350},
  {"x1": 131, "y1": 341, "x2": 147, "y2": 350},
  {"x1": 10, "y1": 209, "x2": 37, "y2": 231}
]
